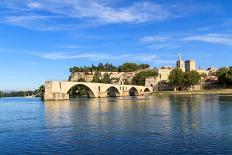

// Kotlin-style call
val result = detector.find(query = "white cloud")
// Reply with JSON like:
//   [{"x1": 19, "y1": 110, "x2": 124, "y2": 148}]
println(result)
[
  {"x1": 60, "y1": 45, "x2": 80, "y2": 49},
  {"x1": 147, "y1": 43, "x2": 181, "y2": 50},
  {"x1": 140, "y1": 33, "x2": 232, "y2": 50},
  {"x1": 5, "y1": 15, "x2": 48, "y2": 23},
  {"x1": 0, "y1": 0, "x2": 192, "y2": 30},
  {"x1": 29, "y1": 51, "x2": 174, "y2": 65},
  {"x1": 141, "y1": 35, "x2": 171, "y2": 43},
  {"x1": 31, "y1": 1, "x2": 171, "y2": 23},
  {"x1": 32, "y1": 52, "x2": 109, "y2": 60},
  {"x1": 184, "y1": 34, "x2": 232, "y2": 45},
  {"x1": 2, "y1": 15, "x2": 65, "y2": 31},
  {"x1": 27, "y1": 2, "x2": 41, "y2": 9},
  {"x1": 140, "y1": 34, "x2": 182, "y2": 50}
]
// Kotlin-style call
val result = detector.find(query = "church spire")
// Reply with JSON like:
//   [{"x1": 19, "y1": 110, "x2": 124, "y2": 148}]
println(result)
[
  {"x1": 176, "y1": 52, "x2": 185, "y2": 72},
  {"x1": 178, "y1": 52, "x2": 182, "y2": 61}
]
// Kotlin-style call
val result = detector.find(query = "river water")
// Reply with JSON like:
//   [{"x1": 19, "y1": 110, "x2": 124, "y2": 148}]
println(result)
[{"x1": 0, "y1": 95, "x2": 232, "y2": 154}]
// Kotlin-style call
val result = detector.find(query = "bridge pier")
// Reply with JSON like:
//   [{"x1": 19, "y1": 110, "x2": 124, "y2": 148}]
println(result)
[
  {"x1": 44, "y1": 92, "x2": 69, "y2": 100},
  {"x1": 96, "y1": 92, "x2": 108, "y2": 98},
  {"x1": 121, "y1": 91, "x2": 129, "y2": 96}
]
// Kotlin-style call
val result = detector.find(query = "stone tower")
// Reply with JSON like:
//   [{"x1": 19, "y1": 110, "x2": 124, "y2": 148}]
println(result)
[
  {"x1": 176, "y1": 52, "x2": 185, "y2": 71},
  {"x1": 185, "y1": 60, "x2": 196, "y2": 72}
]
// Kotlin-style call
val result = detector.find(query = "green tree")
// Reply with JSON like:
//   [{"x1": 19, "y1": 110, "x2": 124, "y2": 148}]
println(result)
[
  {"x1": 92, "y1": 71, "x2": 101, "y2": 83},
  {"x1": 91, "y1": 64, "x2": 97, "y2": 71},
  {"x1": 184, "y1": 70, "x2": 201, "y2": 87},
  {"x1": 132, "y1": 69, "x2": 158, "y2": 86},
  {"x1": 70, "y1": 63, "x2": 150, "y2": 73},
  {"x1": 138, "y1": 64, "x2": 150, "y2": 70},
  {"x1": 70, "y1": 63, "x2": 118, "y2": 73},
  {"x1": 124, "y1": 79, "x2": 130, "y2": 85},
  {"x1": 101, "y1": 73, "x2": 111, "y2": 83},
  {"x1": 0, "y1": 91, "x2": 3, "y2": 97},
  {"x1": 118, "y1": 63, "x2": 138, "y2": 72},
  {"x1": 78, "y1": 78, "x2": 86, "y2": 82},
  {"x1": 69, "y1": 66, "x2": 80, "y2": 72},
  {"x1": 4, "y1": 91, "x2": 34, "y2": 97},
  {"x1": 34, "y1": 85, "x2": 45, "y2": 97},
  {"x1": 39, "y1": 85, "x2": 45, "y2": 94},
  {"x1": 168, "y1": 68, "x2": 185, "y2": 91},
  {"x1": 200, "y1": 73, "x2": 207, "y2": 79},
  {"x1": 98, "y1": 63, "x2": 104, "y2": 71},
  {"x1": 216, "y1": 67, "x2": 229, "y2": 87},
  {"x1": 225, "y1": 68, "x2": 232, "y2": 85}
]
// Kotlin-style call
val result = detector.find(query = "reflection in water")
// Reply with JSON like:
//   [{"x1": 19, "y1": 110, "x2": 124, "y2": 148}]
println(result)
[
  {"x1": 44, "y1": 97, "x2": 173, "y2": 137},
  {"x1": 1, "y1": 95, "x2": 232, "y2": 154}
]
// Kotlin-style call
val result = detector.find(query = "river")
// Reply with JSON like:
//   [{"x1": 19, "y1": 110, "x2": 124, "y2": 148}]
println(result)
[{"x1": 0, "y1": 95, "x2": 232, "y2": 154}]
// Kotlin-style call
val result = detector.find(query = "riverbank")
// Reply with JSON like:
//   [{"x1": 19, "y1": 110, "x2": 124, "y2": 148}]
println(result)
[{"x1": 149, "y1": 89, "x2": 232, "y2": 96}]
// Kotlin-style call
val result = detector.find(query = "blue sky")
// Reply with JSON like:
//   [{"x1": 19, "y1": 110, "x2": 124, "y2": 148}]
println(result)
[{"x1": 0, "y1": 0, "x2": 232, "y2": 90}]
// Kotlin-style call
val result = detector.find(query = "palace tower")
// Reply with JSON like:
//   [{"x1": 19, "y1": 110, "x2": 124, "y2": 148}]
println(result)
[{"x1": 176, "y1": 52, "x2": 185, "y2": 71}]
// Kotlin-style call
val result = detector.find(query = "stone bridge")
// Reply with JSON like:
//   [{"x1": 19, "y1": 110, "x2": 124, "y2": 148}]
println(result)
[{"x1": 44, "y1": 81, "x2": 153, "y2": 100}]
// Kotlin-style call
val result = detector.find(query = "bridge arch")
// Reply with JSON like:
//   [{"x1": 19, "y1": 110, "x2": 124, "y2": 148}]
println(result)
[
  {"x1": 106, "y1": 86, "x2": 120, "y2": 97},
  {"x1": 129, "y1": 87, "x2": 139, "y2": 96},
  {"x1": 67, "y1": 84, "x2": 95, "y2": 98},
  {"x1": 144, "y1": 88, "x2": 150, "y2": 92}
]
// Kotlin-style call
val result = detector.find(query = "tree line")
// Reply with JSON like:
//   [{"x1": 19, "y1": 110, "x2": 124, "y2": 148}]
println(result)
[
  {"x1": 168, "y1": 68, "x2": 201, "y2": 91},
  {"x1": 3, "y1": 91, "x2": 35, "y2": 97},
  {"x1": 0, "y1": 91, "x2": 3, "y2": 97},
  {"x1": 0, "y1": 85, "x2": 45, "y2": 97},
  {"x1": 168, "y1": 67, "x2": 232, "y2": 91},
  {"x1": 70, "y1": 62, "x2": 151, "y2": 73},
  {"x1": 132, "y1": 69, "x2": 158, "y2": 86},
  {"x1": 216, "y1": 67, "x2": 232, "y2": 87}
]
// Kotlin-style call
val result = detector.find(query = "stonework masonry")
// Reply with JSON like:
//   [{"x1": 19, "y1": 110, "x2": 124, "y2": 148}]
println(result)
[{"x1": 44, "y1": 81, "x2": 153, "y2": 100}]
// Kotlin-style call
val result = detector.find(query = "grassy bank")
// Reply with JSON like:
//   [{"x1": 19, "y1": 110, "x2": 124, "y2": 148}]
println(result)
[{"x1": 149, "y1": 89, "x2": 232, "y2": 96}]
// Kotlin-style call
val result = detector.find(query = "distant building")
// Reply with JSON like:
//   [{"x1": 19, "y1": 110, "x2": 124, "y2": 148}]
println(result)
[
  {"x1": 207, "y1": 67, "x2": 217, "y2": 76},
  {"x1": 68, "y1": 53, "x2": 218, "y2": 92},
  {"x1": 157, "y1": 66, "x2": 173, "y2": 81},
  {"x1": 145, "y1": 77, "x2": 157, "y2": 91},
  {"x1": 185, "y1": 60, "x2": 196, "y2": 72},
  {"x1": 207, "y1": 67, "x2": 217, "y2": 72},
  {"x1": 145, "y1": 67, "x2": 173, "y2": 91},
  {"x1": 197, "y1": 69, "x2": 209, "y2": 76},
  {"x1": 176, "y1": 52, "x2": 185, "y2": 71}
]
